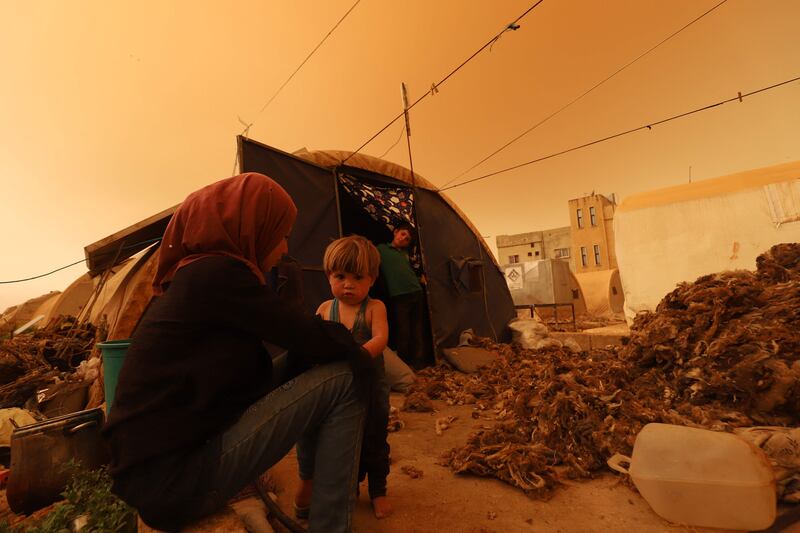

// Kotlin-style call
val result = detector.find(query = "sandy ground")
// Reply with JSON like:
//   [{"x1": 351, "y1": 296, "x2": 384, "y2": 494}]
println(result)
[
  {"x1": 266, "y1": 393, "x2": 727, "y2": 533},
  {"x1": 8, "y1": 390, "x2": 794, "y2": 532}
]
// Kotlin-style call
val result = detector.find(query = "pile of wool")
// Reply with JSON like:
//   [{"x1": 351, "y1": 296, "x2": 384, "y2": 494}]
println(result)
[{"x1": 417, "y1": 244, "x2": 800, "y2": 498}]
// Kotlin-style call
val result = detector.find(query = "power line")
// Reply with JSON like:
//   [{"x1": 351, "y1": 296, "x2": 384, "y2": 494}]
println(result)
[
  {"x1": 1, "y1": 259, "x2": 88, "y2": 284},
  {"x1": 231, "y1": 0, "x2": 362, "y2": 176},
  {"x1": 342, "y1": 0, "x2": 546, "y2": 164},
  {"x1": 440, "y1": 0, "x2": 729, "y2": 189},
  {"x1": 253, "y1": 0, "x2": 361, "y2": 122},
  {"x1": 441, "y1": 75, "x2": 800, "y2": 191},
  {"x1": 0, "y1": 238, "x2": 163, "y2": 284}
]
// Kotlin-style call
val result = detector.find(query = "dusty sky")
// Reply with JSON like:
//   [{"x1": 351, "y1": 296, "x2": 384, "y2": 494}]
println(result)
[{"x1": 1, "y1": 0, "x2": 799, "y2": 311}]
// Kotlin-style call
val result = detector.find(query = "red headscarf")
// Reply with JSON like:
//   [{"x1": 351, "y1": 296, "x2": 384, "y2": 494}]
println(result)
[{"x1": 153, "y1": 173, "x2": 297, "y2": 294}]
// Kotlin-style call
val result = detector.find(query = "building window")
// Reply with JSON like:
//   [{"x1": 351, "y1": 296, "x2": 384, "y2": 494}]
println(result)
[
  {"x1": 527, "y1": 252, "x2": 532, "y2": 257},
  {"x1": 593, "y1": 244, "x2": 601, "y2": 265},
  {"x1": 576, "y1": 209, "x2": 584, "y2": 228},
  {"x1": 590, "y1": 206, "x2": 597, "y2": 226},
  {"x1": 509, "y1": 254, "x2": 519, "y2": 263},
  {"x1": 764, "y1": 181, "x2": 800, "y2": 225},
  {"x1": 535, "y1": 251, "x2": 540, "y2": 256},
  {"x1": 580, "y1": 247, "x2": 588, "y2": 267},
  {"x1": 555, "y1": 247, "x2": 570, "y2": 258},
  {"x1": 571, "y1": 289, "x2": 580, "y2": 299}
]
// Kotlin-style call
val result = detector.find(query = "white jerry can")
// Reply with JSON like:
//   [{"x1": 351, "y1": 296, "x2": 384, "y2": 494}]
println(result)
[{"x1": 608, "y1": 423, "x2": 776, "y2": 530}]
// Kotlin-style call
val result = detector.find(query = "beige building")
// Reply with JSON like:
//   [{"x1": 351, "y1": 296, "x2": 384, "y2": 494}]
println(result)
[
  {"x1": 615, "y1": 160, "x2": 800, "y2": 323},
  {"x1": 496, "y1": 226, "x2": 573, "y2": 271},
  {"x1": 569, "y1": 193, "x2": 617, "y2": 272}
]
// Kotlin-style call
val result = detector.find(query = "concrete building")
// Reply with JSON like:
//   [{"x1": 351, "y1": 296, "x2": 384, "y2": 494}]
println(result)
[
  {"x1": 496, "y1": 226, "x2": 573, "y2": 271},
  {"x1": 569, "y1": 193, "x2": 617, "y2": 272}
]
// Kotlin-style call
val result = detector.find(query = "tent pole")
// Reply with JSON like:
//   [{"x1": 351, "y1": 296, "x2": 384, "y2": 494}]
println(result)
[
  {"x1": 332, "y1": 169, "x2": 344, "y2": 238},
  {"x1": 401, "y1": 82, "x2": 416, "y2": 188},
  {"x1": 401, "y1": 82, "x2": 437, "y2": 360}
]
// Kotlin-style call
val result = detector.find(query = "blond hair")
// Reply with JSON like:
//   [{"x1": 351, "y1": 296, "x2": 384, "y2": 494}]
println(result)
[{"x1": 323, "y1": 235, "x2": 380, "y2": 278}]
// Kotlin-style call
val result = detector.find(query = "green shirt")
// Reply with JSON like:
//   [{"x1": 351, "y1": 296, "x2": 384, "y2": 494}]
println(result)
[{"x1": 377, "y1": 243, "x2": 422, "y2": 297}]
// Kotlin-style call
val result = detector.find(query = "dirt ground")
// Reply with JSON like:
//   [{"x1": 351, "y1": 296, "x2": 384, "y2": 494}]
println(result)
[
  {"x1": 6, "y1": 391, "x2": 795, "y2": 532},
  {"x1": 266, "y1": 393, "x2": 731, "y2": 533}
]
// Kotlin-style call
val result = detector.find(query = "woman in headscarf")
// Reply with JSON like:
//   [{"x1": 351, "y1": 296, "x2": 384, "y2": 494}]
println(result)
[{"x1": 103, "y1": 173, "x2": 372, "y2": 532}]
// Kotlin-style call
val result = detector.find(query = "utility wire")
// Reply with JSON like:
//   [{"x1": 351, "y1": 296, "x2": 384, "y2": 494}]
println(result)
[
  {"x1": 232, "y1": 0, "x2": 362, "y2": 175},
  {"x1": 441, "y1": 75, "x2": 800, "y2": 191},
  {"x1": 253, "y1": 0, "x2": 361, "y2": 122},
  {"x1": 0, "y1": 238, "x2": 163, "y2": 284},
  {"x1": 1, "y1": 259, "x2": 89, "y2": 284},
  {"x1": 342, "y1": 0, "x2": 546, "y2": 163},
  {"x1": 440, "y1": 0, "x2": 729, "y2": 189},
  {"x1": 376, "y1": 123, "x2": 406, "y2": 159}
]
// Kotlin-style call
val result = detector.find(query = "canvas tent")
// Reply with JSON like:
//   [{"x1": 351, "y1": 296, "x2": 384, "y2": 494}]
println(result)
[
  {"x1": 80, "y1": 246, "x2": 159, "y2": 329},
  {"x1": 42, "y1": 273, "x2": 95, "y2": 325},
  {"x1": 61, "y1": 137, "x2": 513, "y2": 352},
  {"x1": 238, "y1": 137, "x2": 514, "y2": 351},
  {"x1": 0, "y1": 292, "x2": 59, "y2": 333},
  {"x1": 575, "y1": 268, "x2": 624, "y2": 317},
  {"x1": 615, "y1": 160, "x2": 800, "y2": 323}
]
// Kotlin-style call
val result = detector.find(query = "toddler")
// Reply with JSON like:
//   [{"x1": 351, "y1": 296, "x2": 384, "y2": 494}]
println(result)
[{"x1": 295, "y1": 235, "x2": 393, "y2": 519}]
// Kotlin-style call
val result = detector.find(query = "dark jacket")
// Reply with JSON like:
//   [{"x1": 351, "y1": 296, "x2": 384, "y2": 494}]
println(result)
[{"x1": 103, "y1": 255, "x2": 365, "y2": 474}]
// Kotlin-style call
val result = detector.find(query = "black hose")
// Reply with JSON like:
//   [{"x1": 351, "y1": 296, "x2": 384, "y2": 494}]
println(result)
[{"x1": 255, "y1": 480, "x2": 306, "y2": 533}]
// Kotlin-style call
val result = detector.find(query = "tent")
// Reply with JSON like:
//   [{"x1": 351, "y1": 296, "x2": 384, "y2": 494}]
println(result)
[
  {"x1": 615, "y1": 160, "x2": 800, "y2": 322},
  {"x1": 41, "y1": 273, "x2": 95, "y2": 326},
  {"x1": 238, "y1": 137, "x2": 515, "y2": 351},
  {"x1": 575, "y1": 268, "x2": 624, "y2": 317},
  {"x1": 0, "y1": 292, "x2": 59, "y2": 333},
  {"x1": 10, "y1": 138, "x2": 514, "y2": 352},
  {"x1": 81, "y1": 246, "x2": 159, "y2": 328}
]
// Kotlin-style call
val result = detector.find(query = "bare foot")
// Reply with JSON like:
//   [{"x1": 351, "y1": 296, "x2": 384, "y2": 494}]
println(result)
[
  {"x1": 372, "y1": 496, "x2": 393, "y2": 519},
  {"x1": 295, "y1": 479, "x2": 313, "y2": 510}
]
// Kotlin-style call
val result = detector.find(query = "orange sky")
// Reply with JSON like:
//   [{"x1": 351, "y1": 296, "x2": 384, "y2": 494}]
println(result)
[{"x1": 1, "y1": 0, "x2": 799, "y2": 311}]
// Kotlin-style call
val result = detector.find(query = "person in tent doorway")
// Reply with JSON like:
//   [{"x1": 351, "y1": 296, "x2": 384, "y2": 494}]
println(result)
[
  {"x1": 103, "y1": 172, "x2": 374, "y2": 533},
  {"x1": 377, "y1": 221, "x2": 431, "y2": 370},
  {"x1": 295, "y1": 235, "x2": 394, "y2": 519}
]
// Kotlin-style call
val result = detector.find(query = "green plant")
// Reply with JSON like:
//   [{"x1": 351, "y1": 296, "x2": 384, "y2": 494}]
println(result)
[{"x1": 5, "y1": 462, "x2": 134, "y2": 533}]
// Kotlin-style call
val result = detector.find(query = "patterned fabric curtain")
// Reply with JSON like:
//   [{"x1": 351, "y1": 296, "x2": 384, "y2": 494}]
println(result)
[
  {"x1": 338, "y1": 174, "x2": 415, "y2": 227},
  {"x1": 338, "y1": 173, "x2": 421, "y2": 269}
]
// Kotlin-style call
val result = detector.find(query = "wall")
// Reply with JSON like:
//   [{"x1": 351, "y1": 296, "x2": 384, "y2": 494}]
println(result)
[
  {"x1": 496, "y1": 226, "x2": 573, "y2": 270},
  {"x1": 615, "y1": 163, "x2": 800, "y2": 323}
]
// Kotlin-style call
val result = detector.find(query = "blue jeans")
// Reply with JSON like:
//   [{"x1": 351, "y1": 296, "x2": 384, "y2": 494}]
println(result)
[
  {"x1": 298, "y1": 355, "x2": 390, "y2": 499},
  {"x1": 118, "y1": 362, "x2": 364, "y2": 533}
]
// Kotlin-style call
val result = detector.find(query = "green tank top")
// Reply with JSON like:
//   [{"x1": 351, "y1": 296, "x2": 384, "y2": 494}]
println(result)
[{"x1": 330, "y1": 297, "x2": 371, "y2": 345}]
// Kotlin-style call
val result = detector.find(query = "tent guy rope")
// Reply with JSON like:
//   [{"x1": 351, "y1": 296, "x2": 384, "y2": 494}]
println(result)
[{"x1": 342, "y1": 0, "x2": 546, "y2": 163}]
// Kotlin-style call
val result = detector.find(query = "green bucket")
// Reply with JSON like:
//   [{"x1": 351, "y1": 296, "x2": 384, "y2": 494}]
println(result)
[{"x1": 98, "y1": 339, "x2": 131, "y2": 414}]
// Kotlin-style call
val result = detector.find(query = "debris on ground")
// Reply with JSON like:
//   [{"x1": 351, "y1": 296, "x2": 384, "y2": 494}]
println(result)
[
  {"x1": 387, "y1": 406, "x2": 404, "y2": 432},
  {"x1": 2, "y1": 463, "x2": 134, "y2": 531},
  {"x1": 736, "y1": 426, "x2": 800, "y2": 502},
  {"x1": 0, "y1": 316, "x2": 102, "y2": 410},
  {"x1": 435, "y1": 416, "x2": 458, "y2": 436},
  {"x1": 402, "y1": 391, "x2": 434, "y2": 412},
  {"x1": 400, "y1": 465, "x2": 423, "y2": 479},
  {"x1": 408, "y1": 244, "x2": 800, "y2": 500}
]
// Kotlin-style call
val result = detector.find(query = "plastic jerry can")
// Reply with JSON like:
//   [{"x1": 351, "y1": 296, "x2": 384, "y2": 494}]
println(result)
[{"x1": 607, "y1": 423, "x2": 775, "y2": 530}]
